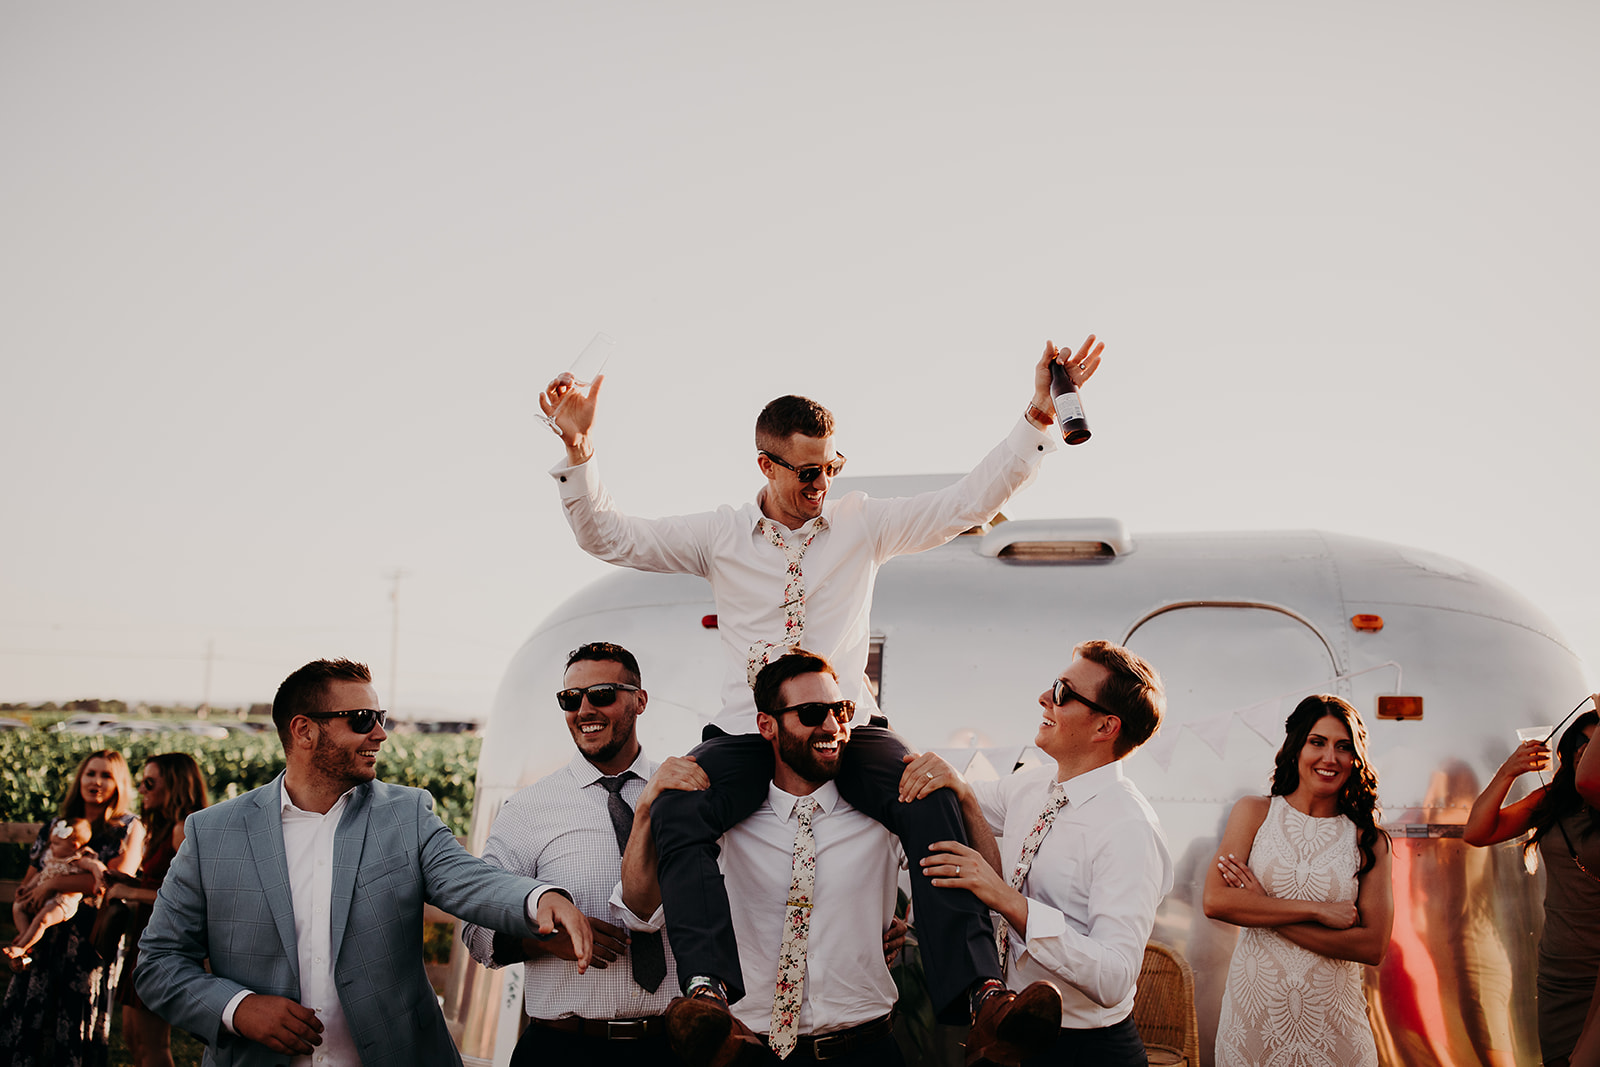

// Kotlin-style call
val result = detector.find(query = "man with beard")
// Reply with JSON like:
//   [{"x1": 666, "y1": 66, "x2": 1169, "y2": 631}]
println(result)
[
  {"x1": 137, "y1": 658, "x2": 592, "y2": 1066},
  {"x1": 619, "y1": 650, "x2": 918, "y2": 1066},
  {"x1": 543, "y1": 339, "x2": 1102, "y2": 1065},
  {"x1": 462, "y1": 642, "x2": 706, "y2": 1066}
]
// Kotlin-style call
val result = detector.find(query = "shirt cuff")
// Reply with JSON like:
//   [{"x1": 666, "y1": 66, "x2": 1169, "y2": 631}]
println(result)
[
  {"x1": 1007, "y1": 414, "x2": 1059, "y2": 460},
  {"x1": 1021, "y1": 896, "x2": 1068, "y2": 962},
  {"x1": 548, "y1": 455, "x2": 600, "y2": 498},
  {"x1": 221, "y1": 989, "x2": 253, "y2": 1035},
  {"x1": 524, "y1": 884, "x2": 572, "y2": 929},
  {"x1": 608, "y1": 881, "x2": 666, "y2": 933}
]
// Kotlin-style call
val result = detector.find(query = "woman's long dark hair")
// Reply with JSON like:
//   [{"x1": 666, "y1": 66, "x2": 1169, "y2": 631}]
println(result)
[
  {"x1": 1271, "y1": 695, "x2": 1388, "y2": 876},
  {"x1": 1529, "y1": 710, "x2": 1599, "y2": 851},
  {"x1": 141, "y1": 752, "x2": 210, "y2": 851}
]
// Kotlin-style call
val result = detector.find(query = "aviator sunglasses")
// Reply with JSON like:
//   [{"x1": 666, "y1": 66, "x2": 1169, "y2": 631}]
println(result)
[
  {"x1": 759, "y1": 450, "x2": 847, "y2": 483},
  {"x1": 556, "y1": 683, "x2": 641, "y2": 712},
  {"x1": 778, "y1": 699, "x2": 856, "y2": 728},
  {"x1": 303, "y1": 708, "x2": 388, "y2": 734},
  {"x1": 1052, "y1": 678, "x2": 1117, "y2": 718}
]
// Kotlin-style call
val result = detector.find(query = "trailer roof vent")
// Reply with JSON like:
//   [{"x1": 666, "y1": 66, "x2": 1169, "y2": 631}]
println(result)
[{"x1": 979, "y1": 518, "x2": 1133, "y2": 562}]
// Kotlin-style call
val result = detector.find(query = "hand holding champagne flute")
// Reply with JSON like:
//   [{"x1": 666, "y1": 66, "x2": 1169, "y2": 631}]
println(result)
[{"x1": 538, "y1": 332, "x2": 616, "y2": 446}]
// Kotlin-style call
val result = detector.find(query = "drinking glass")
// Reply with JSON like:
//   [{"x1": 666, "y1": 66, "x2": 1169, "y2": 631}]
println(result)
[
  {"x1": 536, "y1": 332, "x2": 616, "y2": 436},
  {"x1": 1517, "y1": 725, "x2": 1556, "y2": 745}
]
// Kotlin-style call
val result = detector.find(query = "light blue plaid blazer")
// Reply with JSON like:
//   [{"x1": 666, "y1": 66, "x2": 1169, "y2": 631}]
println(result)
[{"x1": 136, "y1": 775, "x2": 548, "y2": 1066}]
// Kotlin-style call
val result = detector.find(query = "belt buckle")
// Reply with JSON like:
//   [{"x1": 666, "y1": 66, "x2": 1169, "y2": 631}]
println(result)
[
  {"x1": 810, "y1": 1031, "x2": 847, "y2": 1060},
  {"x1": 606, "y1": 1019, "x2": 646, "y2": 1041}
]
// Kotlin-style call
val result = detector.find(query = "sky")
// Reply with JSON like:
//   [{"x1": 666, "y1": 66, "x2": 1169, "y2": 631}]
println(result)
[{"x1": 3, "y1": 2, "x2": 1596, "y2": 719}]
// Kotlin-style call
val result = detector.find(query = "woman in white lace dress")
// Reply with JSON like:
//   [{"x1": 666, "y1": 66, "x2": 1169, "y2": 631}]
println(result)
[{"x1": 1203, "y1": 695, "x2": 1394, "y2": 1067}]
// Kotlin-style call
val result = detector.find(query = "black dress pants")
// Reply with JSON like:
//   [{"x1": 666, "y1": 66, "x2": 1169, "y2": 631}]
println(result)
[
  {"x1": 650, "y1": 720, "x2": 1001, "y2": 1023},
  {"x1": 1021, "y1": 1015, "x2": 1147, "y2": 1067}
]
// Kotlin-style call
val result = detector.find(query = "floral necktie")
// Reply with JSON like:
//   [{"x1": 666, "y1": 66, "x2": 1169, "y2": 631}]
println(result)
[
  {"x1": 769, "y1": 795, "x2": 819, "y2": 1059},
  {"x1": 747, "y1": 516, "x2": 828, "y2": 687},
  {"x1": 995, "y1": 783, "x2": 1069, "y2": 976}
]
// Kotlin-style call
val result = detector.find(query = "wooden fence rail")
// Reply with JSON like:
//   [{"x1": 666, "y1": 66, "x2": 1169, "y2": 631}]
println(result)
[{"x1": 2, "y1": 822, "x2": 44, "y2": 906}]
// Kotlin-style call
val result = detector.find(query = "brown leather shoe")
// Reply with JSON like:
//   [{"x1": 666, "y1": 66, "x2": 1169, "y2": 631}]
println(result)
[
  {"x1": 665, "y1": 992, "x2": 762, "y2": 1067},
  {"x1": 964, "y1": 980, "x2": 1063, "y2": 1066}
]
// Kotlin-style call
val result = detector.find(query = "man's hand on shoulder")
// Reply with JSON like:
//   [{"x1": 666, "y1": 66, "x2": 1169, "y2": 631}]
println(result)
[
  {"x1": 535, "y1": 891, "x2": 594, "y2": 973},
  {"x1": 898, "y1": 751, "x2": 971, "y2": 805},
  {"x1": 233, "y1": 994, "x2": 324, "y2": 1056},
  {"x1": 637, "y1": 755, "x2": 710, "y2": 819}
]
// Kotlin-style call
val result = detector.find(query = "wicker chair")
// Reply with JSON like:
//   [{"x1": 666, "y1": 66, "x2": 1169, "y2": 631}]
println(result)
[{"x1": 1132, "y1": 940, "x2": 1200, "y2": 1066}]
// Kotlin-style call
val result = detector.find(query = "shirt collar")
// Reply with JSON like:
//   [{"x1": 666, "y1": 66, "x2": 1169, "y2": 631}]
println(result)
[
  {"x1": 277, "y1": 776, "x2": 361, "y2": 817},
  {"x1": 745, "y1": 497, "x2": 830, "y2": 538},
  {"x1": 767, "y1": 779, "x2": 840, "y2": 821},
  {"x1": 568, "y1": 747, "x2": 653, "y2": 789},
  {"x1": 1057, "y1": 760, "x2": 1124, "y2": 808}
]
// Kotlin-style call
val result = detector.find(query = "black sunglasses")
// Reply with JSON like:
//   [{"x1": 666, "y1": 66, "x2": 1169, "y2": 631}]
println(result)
[
  {"x1": 1052, "y1": 679, "x2": 1116, "y2": 718},
  {"x1": 778, "y1": 700, "x2": 856, "y2": 727},
  {"x1": 138, "y1": 777, "x2": 159, "y2": 790},
  {"x1": 759, "y1": 450, "x2": 847, "y2": 483},
  {"x1": 556, "y1": 683, "x2": 641, "y2": 712},
  {"x1": 303, "y1": 708, "x2": 388, "y2": 734}
]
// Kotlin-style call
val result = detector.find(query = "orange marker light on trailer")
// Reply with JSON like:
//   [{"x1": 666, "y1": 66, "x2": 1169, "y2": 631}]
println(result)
[{"x1": 1351, "y1": 614, "x2": 1384, "y2": 632}]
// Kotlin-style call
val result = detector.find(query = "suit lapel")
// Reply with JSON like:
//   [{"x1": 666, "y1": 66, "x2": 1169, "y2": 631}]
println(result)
[
  {"x1": 329, "y1": 782, "x2": 372, "y2": 963},
  {"x1": 245, "y1": 775, "x2": 300, "y2": 984}
]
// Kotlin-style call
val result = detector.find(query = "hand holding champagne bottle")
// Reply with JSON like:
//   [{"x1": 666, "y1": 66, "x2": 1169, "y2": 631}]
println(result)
[{"x1": 1032, "y1": 335, "x2": 1104, "y2": 444}]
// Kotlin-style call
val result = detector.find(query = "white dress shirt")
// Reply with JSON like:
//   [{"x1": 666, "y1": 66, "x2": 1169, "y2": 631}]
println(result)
[
  {"x1": 617, "y1": 781, "x2": 902, "y2": 1037},
  {"x1": 971, "y1": 762, "x2": 1173, "y2": 1029},
  {"x1": 222, "y1": 780, "x2": 558, "y2": 1064},
  {"x1": 551, "y1": 416, "x2": 1055, "y2": 734},
  {"x1": 461, "y1": 749, "x2": 677, "y2": 1020}
]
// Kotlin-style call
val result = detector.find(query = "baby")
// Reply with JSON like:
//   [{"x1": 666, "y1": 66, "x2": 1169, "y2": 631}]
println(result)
[{"x1": 5, "y1": 818, "x2": 97, "y2": 969}]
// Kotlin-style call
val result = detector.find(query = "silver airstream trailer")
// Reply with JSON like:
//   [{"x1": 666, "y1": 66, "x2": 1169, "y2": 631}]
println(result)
[{"x1": 446, "y1": 478, "x2": 1591, "y2": 1067}]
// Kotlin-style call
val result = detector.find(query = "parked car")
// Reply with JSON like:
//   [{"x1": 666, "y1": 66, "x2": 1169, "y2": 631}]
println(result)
[
  {"x1": 0, "y1": 717, "x2": 29, "y2": 732},
  {"x1": 104, "y1": 720, "x2": 171, "y2": 737},
  {"x1": 174, "y1": 720, "x2": 231, "y2": 740},
  {"x1": 51, "y1": 713, "x2": 124, "y2": 735}
]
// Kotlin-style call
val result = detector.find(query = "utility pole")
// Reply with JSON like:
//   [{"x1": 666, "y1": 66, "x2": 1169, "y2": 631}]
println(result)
[
  {"x1": 199, "y1": 638, "x2": 215, "y2": 717},
  {"x1": 384, "y1": 568, "x2": 410, "y2": 715}
]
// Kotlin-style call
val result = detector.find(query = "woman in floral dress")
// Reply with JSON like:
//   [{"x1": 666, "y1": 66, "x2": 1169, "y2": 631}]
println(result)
[{"x1": 0, "y1": 749, "x2": 146, "y2": 1067}]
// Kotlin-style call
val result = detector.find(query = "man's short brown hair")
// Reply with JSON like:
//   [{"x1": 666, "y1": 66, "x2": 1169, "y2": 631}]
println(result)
[
  {"x1": 1075, "y1": 640, "x2": 1164, "y2": 757},
  {"x1": 272, "y1": 658, "x2": 372, "y2": 745},
  {"x1": 755, "y1": 396, "x2": 834, "y2": 452},
  {"x1": 753, "y1": 649, "x2": 838, "y2": 718}
]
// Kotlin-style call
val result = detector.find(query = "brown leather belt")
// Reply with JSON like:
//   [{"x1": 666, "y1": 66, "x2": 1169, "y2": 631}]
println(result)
[
  {"x1": 528, "y1": 1014, "x2": 665, "y2": 1040},
  {"x1": 763, "y1": 1013, "x2": 895, "y2": 1060}
]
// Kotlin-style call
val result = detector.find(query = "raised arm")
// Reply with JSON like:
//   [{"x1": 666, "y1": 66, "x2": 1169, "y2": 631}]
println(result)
[
  {"x1": 862, "y1": 338, "x2": 1101, "y2": 561},
  {"x1": 1203, "y1": 796, "x2": 1356, "y2": 930},
  {"x1": 1464, "y1": 741, "x2": 1551, "y2": 846},
  {"x1": 1578, "y1": 698, "x2": 1600, "y2": 806},
  {"x1": 620, "y1": 757, "x2": 708, "y2": 921}
]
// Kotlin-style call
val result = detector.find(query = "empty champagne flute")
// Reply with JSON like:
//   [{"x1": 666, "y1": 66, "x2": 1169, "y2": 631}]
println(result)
[{"x1": 537, "y1": 332, "x2": 616, "y2": 436}]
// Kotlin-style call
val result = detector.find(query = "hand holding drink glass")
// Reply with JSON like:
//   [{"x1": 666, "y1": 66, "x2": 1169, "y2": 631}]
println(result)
[{"x1": 537, "y1": 332, "x2": 616, "y2": 439}]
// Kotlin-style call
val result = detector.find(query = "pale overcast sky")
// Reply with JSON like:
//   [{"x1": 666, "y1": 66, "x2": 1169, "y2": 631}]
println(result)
[{"x1": 3, "y1": 2, "x2": 1595, "y2": 716}]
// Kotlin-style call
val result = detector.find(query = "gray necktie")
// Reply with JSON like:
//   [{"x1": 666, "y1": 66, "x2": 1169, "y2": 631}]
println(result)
[{"x1": 598, "y1": 774, "x2": 667, "y2": 993}]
